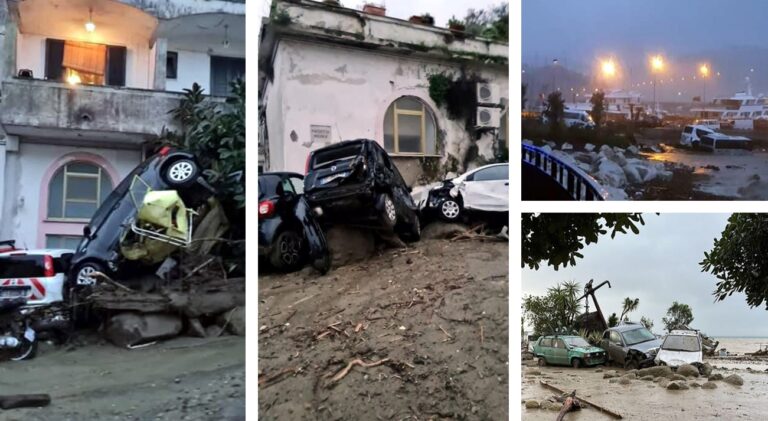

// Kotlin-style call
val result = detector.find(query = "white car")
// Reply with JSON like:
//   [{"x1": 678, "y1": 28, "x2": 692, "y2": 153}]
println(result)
[
  {"x1": 0, "y1": 247, "x2": 74, "y2": 307},
  {"x1": 542, "y1": 110, "x2": 595, "y2": 129},
  {"x1": 693, "y1": 119, "x2": 721, "y2": 130},
  {"x1": 654, "y1": 329, "x2": 703, "y2": 368},
  {"x1": 680, "y1": 125, "x2": 716, "y2": 147},
  {"x1": 417, "y1": 163, "x2": 508, "y2": 221}
]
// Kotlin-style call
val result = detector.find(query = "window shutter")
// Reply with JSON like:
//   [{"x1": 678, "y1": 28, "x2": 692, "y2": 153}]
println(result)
[
  {"x1": 45, "y1": 39, "x2": 65, "y2": 81},
  {"x1": 106, "y1": 46, "x2": 127, "y2": 87},
  {"x1": 210, "y1": 56, "x2": 244, "y2": 96}
]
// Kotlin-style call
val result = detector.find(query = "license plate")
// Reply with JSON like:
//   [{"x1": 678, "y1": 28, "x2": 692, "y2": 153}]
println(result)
[
  {"x1": 320, "y1": 172, "x2": 348, "y2": 185},
  {"x1": 0, "y1": 287, "x2": 29, "y2": 298}
]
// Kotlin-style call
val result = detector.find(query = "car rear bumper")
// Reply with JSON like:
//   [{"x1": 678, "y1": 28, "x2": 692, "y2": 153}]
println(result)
[{"x1": 306, "y1": 183, "x2": 377, "y2": 221}]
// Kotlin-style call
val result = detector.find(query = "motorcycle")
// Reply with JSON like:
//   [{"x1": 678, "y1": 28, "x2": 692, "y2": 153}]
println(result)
[{"x1": 0, "y1": 297, "x2": 37, "y2": 361}]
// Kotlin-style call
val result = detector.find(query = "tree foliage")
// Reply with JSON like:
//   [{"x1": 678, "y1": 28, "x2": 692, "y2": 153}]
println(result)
[
  {"x1": 619, "y1": 297, "x2": 639, "y2": 321},
  {"x1": 463, "y1": 3, "x2": 508, "y2": 42},
  {"x1": 640, "y1": 316, "x2": 654, "y2": 331},
  {"x1": 701, "y1": 213, "x2": 768, "y2": 309},
  {"x1": 607, "y1": 313, "x2": 618, "y2": 328},
  {"x1": 590, "y1": 90, "x2": 606, "y2": 127},
  {"x1": 662, "y1": 301, "x2": 694, "y2": 332},
  {"x1": 543, "y1": 91, "x2": 565, "y2": 129},
  {"x1": 523, "y1": 281, "x2": 582, "y2": 336},
  {"x1": 522, "y1": 213, "x2": 645, "y2": 270},
  {"x1": 166, "y1": 80, "x2": 245, "y2": 209}
]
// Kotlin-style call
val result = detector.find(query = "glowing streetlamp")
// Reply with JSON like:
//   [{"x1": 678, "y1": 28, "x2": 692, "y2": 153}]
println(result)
[
  {"x1": 601, "y1": 59, "x2": 616, "y2": 78},
  {"x1": 650, "y1": 55, "x2": 665, "y2": 114},
  {"x1": 699, "y1": 64, "x2": 710, "y2": 104},
  {"x1": 85, "y1": 8, "x2": 96, "y2": 33}
]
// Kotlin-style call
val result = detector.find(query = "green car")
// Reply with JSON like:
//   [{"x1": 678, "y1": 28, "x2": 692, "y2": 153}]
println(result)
[{"x1": 532, "y1": 335, "x2": 607, "y2": 368}]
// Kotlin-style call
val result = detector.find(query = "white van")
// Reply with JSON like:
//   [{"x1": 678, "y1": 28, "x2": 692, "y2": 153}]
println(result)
[
  {"x1": 0, "y1": 248, "x2": 73, "y2": 306},
  {"x1": 563, "y1": 110, "x2": 595, "y2": 128}
]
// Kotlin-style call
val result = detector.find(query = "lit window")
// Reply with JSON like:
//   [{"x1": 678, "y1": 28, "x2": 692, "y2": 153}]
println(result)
[
  {"x1": 383, "y1": 97, "x2": 437, "y2": 155},
  {"x1": 47, "y1": 162, "x2": 113, "y2": 220}
]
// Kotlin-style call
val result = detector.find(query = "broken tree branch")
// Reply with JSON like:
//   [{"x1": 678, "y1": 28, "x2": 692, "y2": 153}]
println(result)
[
  {"x1": 326, "y1": 358, "x2": 391, "y2": 387},
  {"x1": 259, "y1": 367, "x2": 302, "y2": 388},
  {"x1": 556, "y1": 395, "x2": 581, "y2": 421},
  {"x1": 540, "y1": 381, "x2": 623, "y2": 419}
]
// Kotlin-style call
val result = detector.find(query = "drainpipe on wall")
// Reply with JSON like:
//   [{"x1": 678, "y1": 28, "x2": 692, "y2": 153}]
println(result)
[{"x1": 153, "y1": 38, "x2": 168, "y2": 91}]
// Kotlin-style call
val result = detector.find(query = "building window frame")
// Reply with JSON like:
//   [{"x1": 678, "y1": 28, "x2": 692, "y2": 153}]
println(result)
[
  {"x1": 384, "y1": 96, "x2": 439, "y2": 156},
  {"x1": 47, "y1": 162, "x2": 110, "y2": 223}
]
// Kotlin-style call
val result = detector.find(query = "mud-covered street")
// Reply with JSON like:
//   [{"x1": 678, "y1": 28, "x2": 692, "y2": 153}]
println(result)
[
  {"x1": 258, "y1": 238, "x2": 509, "y2": 420},
  {"x1": 0, "y1": 336, "x2": 245, "y2": 421}
]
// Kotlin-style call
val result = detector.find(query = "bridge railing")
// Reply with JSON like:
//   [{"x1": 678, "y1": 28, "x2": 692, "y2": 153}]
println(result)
[{"x1": 522, "y1": 143, "x2": 609, "y2": 201}]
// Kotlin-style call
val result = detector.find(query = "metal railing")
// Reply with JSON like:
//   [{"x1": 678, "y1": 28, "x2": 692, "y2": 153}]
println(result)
[{"x1": 522, "y1": 143, "x2": 609, "y2": 201}]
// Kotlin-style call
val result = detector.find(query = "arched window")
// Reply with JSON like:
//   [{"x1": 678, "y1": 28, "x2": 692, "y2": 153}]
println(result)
[
  {"x1": 47, "y1": 162, "x2": 113, "y2": 221},
  {"x1": 383, "y1": 97, "x2": 437, "y2": 155}
]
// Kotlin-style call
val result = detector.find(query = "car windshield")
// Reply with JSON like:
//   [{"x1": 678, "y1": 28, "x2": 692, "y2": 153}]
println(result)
[
  {"x1": 662, "y1": 335, "x2": 701, "y2": 352},
  {"x1": 311, "y1": 143, "x2": 362, "y2": 170},
  {"x1": 259, "y1": 175, "x2": 281, "y2": 200},
  {"x1": 622, "y1": 327, "x2": 656, "y2": 345},
  {"x1": 87, "y1": 161, "x2": 149, "y2": 232},
  {"x1": 565, "y1": 337, "x2": 591, "y2": 348}
]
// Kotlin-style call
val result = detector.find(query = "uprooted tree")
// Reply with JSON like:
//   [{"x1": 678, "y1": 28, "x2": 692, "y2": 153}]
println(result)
[
  {"x1": 701, "y1": 213, "x2": 768, "y2": 309},
  {"x1": 619, "y1": 297, "x2": 639, "y2": 321},
  {"x1": 523, "y1": 281, "x2": 582, "y2": 336},
  {"x1": 522, "y1": 213, "x2": 645, "y2": 270}
]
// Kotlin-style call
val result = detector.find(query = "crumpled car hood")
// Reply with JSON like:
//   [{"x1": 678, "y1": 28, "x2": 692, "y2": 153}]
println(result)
[
  {"x1": 572, "y1": 346, "x2": 606, "y2": 354},
  {"x1": 655, "y1": 349, "x2": 702, "y2": 367}
]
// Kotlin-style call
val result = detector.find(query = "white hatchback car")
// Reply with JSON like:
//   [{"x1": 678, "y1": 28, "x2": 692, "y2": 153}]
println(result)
[
  {"x1": 0, "y1": 247, "x2": 74, "y2": 307},
  {"x1": 680, "y1": 125, "x2": 716, "y2": 147},
  {"x1": 654, "y1": 329, "x2": 703, "y2": 368},
  {"x1": 417, "y1": 163, "x2": 509, "y2": 221}
]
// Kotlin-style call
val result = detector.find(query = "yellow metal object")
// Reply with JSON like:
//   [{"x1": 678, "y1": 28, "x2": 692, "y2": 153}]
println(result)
[{"x1": 137, "y1": 190, "x2": 188, "y2": 240}]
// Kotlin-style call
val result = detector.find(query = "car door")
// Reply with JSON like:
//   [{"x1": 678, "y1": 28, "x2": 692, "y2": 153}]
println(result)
[
  {"x1": 607, "y1": 330, "x2": 626, "y2": 364},
  {"x1": 460, "y1": 165, "x2": 509, "y2": 212},
  {"x1": 552, "y1": 338, "x2": 569, "y2": 365}
]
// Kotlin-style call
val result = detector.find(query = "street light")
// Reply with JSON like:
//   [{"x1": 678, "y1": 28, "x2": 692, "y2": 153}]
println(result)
[
  {"x1": 699, "y1": 64, "x2": 710, "y2": 105},
  {"x1": 601, "y1": 59, "x2": 616, "y2": 78},
  {"x1": 650, "y1": 55, "x2": 664, "y2": 115}
]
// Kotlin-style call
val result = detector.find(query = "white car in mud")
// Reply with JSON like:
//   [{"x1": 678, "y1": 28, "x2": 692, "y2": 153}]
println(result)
[
  {"x1": 680, "y1": 125, "x2": 716, "y2": 147},
  {"x1": 415, "y1": 163, "x2": 509, "y2": 221},
  {"x1": 654, "y1": 330, "x2": 703, "y2": 367}
]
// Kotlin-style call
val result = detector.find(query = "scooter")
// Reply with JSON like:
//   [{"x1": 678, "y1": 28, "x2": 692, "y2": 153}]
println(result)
[{"x1": 0, "y1": 297, "x2": 37, "y2": 361}]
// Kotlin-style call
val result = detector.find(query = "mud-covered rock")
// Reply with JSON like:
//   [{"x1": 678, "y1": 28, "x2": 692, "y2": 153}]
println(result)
[
  {"x1": 618, "y1": 376, "x2": 632, "y2": 385},
  {"x1": 326, "y1": 226, "x2": 376, "y2": 267},
  {"x1": 702, "y1": 381, "x2": 718, "y2": 389},
  {"x1": 638, "y1": 365, "x2": 673, "y2": 378},
  {"x1": 677, "y1": 364, "x2": 700, "y2": 378},
  {"x1": 723, "y1": 374, "x2": 744, "y2": 386},
  {"x1": 670, "y1": 374, "x2": 687, "y2": 381},
  {"x1": 699, "y1": 363, "x2": 713, "y2": 377},
  {"x1": 708, "y1": 373, "x2": 724, "y2": 381},
  {"x1": 525, "y1": 400, "x2": 540, "y2": 409},
  {"x1": 603, "y1": 370, "x2": 620, "y2": 379},
  {"x1": 218, "y1": 306, "x2": 245, "y2": 336},
  {"x1": 640, "y1": 375, "x2": 655, "y2": 381},
  {"x1": 666, "y1": 381, "x2": 689, "y2": 390},
  {"x1": 690, "y1": 382, "x2": 702, "y2": 388},
  {"x1": 421, "y1": 222, "x2": 469, "y2": 240},
  {"x1": 104, "y1": 312, "x2": 183, "y2": 347},
  {"x1": 541, "y1": 400, "x2": 561, "y2": 411}
]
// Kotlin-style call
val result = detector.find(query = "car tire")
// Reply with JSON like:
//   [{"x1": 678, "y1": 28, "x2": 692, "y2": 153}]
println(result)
[
  {"x1": 571, "y1": 358, "x2": 582, "y2": 369},
  {"x1": 624, "y1": 356, "x2": 640, "y2": 370},
  {"x1": 400, "y1": 216, "x2": 421, "y2": 243},
  {"x1": 379, "y1": 194, "x2": 397, "y2": 228},
  {"x1": 691, "y1": 141, "x2": 700, "y2": 149},
  {"x1": 312, "y1": 251, "x2": 331, "y2": 275},
  {"x1": 9, "y1": 337, "x2": 37, "y2": 361},
  {"x1": 438, "y1": 198, "x2": 461, "y2": 221},
  {"x1": 70, "y1": 262, "x2": 105, "y2": 327},
  {"x1": 270, "y1": 230, "x2": 303, "y2": 271},
  {"x1": 163, "y1": 157, "x2": 200, "y2": 187},
  {"x1": 537, "y1": 357, "x2": 547, "y2": 367}
]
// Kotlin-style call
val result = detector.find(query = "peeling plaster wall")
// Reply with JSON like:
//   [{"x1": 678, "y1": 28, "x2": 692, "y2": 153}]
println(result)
[
  {"x1": 166, "y1": 49, "x2": 211, "y2": 92},
  {"x1": 5, "y1": 142, "x2": 141, "y2": 248},
  {"x1": 119, "y1": 0, "x2": 244, "y2": 19},
  {"x1": 265, "y1": 38, "x2": 508, "y2": 184}
]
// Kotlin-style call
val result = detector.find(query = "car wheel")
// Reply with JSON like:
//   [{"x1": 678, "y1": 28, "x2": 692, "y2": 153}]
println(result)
[
  {"x1": 624, "y1": 356, "x2": 640, "y2": 370},
  {"x1": 163, "y1": 158, "x2": 199, "y2": 187},
  {"x1": 312, "y1": 251, "x2": 331, "y2": 275},
  {"x1": 400, "y1": 216, "x2": 421, "y2": 243},
  {"x1": 270, "y1": 230, "x2": 303, "y2": 271},
  {"x1": 439, "y1": 199, "x2": 461, "y2": 221},
  {"x1": 571, "y1": 358, "x2": 582, "y2": 369},
  {"x1": 379, "y1": 194, "x2": 397, "y2": 228},
  {"x1": 691, "y1": 141, "x2": 700, "y2": 149},
  {"x1": 9, "y1": 337, "x2": 37, "y2": 361},
  {"x1": 537, "y1": 357, "x2": 547, "y2": 367}
]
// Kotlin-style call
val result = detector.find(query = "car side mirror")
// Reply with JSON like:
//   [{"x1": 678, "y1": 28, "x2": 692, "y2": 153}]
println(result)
[{"x1": 83, "y1": 226, "x2": 92, "y2": 239}]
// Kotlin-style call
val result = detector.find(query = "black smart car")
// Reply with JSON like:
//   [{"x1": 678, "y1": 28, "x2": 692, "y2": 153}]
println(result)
[
  {"x1": 69, "y1": 146, "x2": 211, "y2": 288},
  {"x1": 258, "y1": 172, "x2": 330, "y2": 273},
  {"x1": 304, "y1": 139, "x2": 420, "y2": 242}
]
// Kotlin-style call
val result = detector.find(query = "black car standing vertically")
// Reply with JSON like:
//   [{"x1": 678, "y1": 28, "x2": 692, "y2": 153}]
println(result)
[{"x1": 303, "y1": 139, "x2": 420, "y2": 242}]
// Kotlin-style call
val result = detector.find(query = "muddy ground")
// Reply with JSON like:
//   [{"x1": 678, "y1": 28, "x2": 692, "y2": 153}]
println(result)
[
  {"x1": 521, "y1": 358, "x2": 768, "y2": 420},
  {"x1": 0, "y1": 335, "x2": 245, "y2": 421},
  {"x1": 258, "y1": 238, "x2": 509, "y2": 420}
]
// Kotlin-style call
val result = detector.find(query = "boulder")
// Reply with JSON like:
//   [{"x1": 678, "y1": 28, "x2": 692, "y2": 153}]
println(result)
[
  {"x1": 626, "y1": 145, "x2": 640, "y2": 155},
  {"x1": 623, "y1": 163, "x2": 642, "y2": 184},
  {"x1": 690, "y1": 382, "x2": 702, "y2": 388},
  {"x1": 186, "y1": 318, "x2": 206, "y2": 338},
  {"x1": 541, "y1": 400, "x2": 561, "y2": 411},
  {"x1": 561, "y1": 142, "x2": 574, "y2": 151},
  {"x1": 677, "y1": 364, "x2": 700, "y2": 378},
  {"x1": 640, "y1": 375, "x2": 655, "y2": 381},
  {"x1": 670, "y1": 374, "x2": 687, "y2": 381},
  {"x1": 573, "y1": 152, "x2": 596, "y2": 164},
  {"x1": 708, "y1": 373, "x2": 724, "y2": 381},
  {"x1": 702, "y1": 381, "x2": 718, "y2": 389},
  {"x1": 584, "y1": 143, "x2": 596, "y2": 152},
  {"x1": 699, "y1": 363, "x2": 713, "y2": 377},
  {"x1": 551, "y1": 150, "x2": 577, "y2": 165},
  {"x1": 104, "y1": 312, "x2": 183, "y2": 347},
  {"x1": 638, "y1": 365, "x2": 673, "y2": 378},
  {"x1": 603, "y1": 370, "x2": 620, "y2": 379},
  {"x1": 618, "y1": 377, "x2": 632, "y2": 385},
  {"x1": 723, "y1": 374, "x2": 744, "y2": 386},
  {"x1": 666, "y1": 381, "x2": 689, "y2": 390},
  {"x1": 544, "y1": 141, "x2": 557, "y2": 149},
  {"x1": 577, "y1": 162, "x2": 593, "y2": 173},
  {"x1": 218, "y1": 306, "x2": 245, "y2": 336},
  {"x1": 206, "y1": 325, "x2": 225, "y2": 337},
  {"x1": 524, "y1": 400, "x2": 540, "y2": 409},
  {"x1": 595, "y1": 158, "x2": 627, "y2": 188},
  {"x1": 609, "y1": 151, "x2": 628, "y2": 167},
  {"x1": 540, "y1": 144, "x2": 553, "y2": 154}
]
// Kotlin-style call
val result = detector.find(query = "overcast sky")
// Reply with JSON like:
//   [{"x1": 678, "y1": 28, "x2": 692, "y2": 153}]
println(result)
[
  {"x1": 523, "y1": 214, "x2": 768, "y2": 338},
  {"x1": 261, "y1": 0, "x2": 506, "y2": 27}
]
